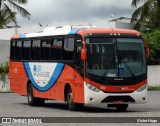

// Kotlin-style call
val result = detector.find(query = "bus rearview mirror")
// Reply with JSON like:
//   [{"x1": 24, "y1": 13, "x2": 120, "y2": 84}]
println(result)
[{"x1": 81, "y1": 48, "x2": 87, "y2": 60}]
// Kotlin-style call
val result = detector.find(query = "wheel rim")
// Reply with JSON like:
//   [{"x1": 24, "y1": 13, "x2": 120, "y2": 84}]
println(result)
[
  {"x1": 68, "y1": 93, "x2": 72, "y2": 104},
  {"x1": 28, "y1": 91, "x2": 32, "y2": 103}
]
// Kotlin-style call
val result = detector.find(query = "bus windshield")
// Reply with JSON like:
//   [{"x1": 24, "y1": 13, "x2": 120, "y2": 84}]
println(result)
[{"x1": 86, "y1": 37, "x2": 146, "y2": 78}]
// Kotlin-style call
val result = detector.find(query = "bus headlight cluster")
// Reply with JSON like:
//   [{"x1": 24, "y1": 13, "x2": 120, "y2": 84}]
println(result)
[
  {"x1": 86, "y1": 83, "x2": 100, "y2": 92},
  {"x1": 137, "y1": 84, "x2": 147, "y2": 92}
]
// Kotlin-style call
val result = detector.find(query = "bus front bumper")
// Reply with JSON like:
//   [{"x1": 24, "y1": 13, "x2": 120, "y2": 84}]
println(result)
[{"x1": 84, "y1": 82, "x2": 147, "y2": 105}]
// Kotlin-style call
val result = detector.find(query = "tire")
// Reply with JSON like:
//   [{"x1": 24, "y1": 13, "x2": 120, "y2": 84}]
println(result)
[
  {"x1": 66, "y1": 87, "x2": 83, "y2": 111},
  {"x1": 27, "y1": 84, "x2": 37, "y2": 106},
  {"x1": 116, "y1": 104, "x2": 128, "y2": 112},
  {"x1": 27, "y1": 84, "x2": 45, "y2": 106}
]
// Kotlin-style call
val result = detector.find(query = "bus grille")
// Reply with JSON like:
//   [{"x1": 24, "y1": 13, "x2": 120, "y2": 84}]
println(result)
[{"x1": 101, "y1": 96, "x2": 135, "y2": 103}]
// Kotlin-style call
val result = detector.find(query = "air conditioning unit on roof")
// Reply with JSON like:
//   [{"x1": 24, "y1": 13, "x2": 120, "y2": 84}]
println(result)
[
  {"x1": 43, "y1": 25, "x2": 72, "y2": 33},
  {"x1": 43, "y1": 25, "x2": 96, "y2": 33}
]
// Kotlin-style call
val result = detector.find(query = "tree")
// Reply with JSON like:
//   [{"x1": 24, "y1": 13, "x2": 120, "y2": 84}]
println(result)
[
  {"x1": 0, "y1": 6, "x2": 17, "y2": 28},
  {"x1": 0, "y1": 0, "x2": 30, "y2": 28},
  {"x1": 0, "y1": 62, "x2": 9, "y2": 91},
  {"x1": 131, "y1": 0, "x2": 160, "y2": 29},
  {"x1": 142, "y1": 29, "x2": 160, "y2": 65}
]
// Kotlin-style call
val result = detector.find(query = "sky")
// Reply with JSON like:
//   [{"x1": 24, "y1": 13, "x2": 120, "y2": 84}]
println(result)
[{"x1": 16, "y1": 0, "x2": 136, "y2": 28}]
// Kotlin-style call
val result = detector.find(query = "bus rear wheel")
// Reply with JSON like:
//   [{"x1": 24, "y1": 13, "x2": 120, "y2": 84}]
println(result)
[{"x1": 27, "y1": 84, "x2": 45, "y2": 106}]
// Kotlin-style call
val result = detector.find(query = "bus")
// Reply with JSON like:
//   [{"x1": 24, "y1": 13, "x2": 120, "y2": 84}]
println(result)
[{"x1": 9, "y1": 25, "x2": 149, "y2": 111}]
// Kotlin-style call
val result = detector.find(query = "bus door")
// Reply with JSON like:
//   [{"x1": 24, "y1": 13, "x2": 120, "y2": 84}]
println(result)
[{"x1": 74, "y1": 44, "x2": 84, "y2": 103}]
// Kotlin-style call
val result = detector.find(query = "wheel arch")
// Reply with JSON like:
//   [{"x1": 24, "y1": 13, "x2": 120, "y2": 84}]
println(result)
[{"x1": 64, "y1": 83, "x2": 72, "y2": 102}]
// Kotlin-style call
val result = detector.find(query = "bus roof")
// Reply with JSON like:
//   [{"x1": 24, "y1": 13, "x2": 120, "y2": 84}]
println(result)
[
  {"x1": 77, "y1": 28, "x2": 140, "y2": 35},
  {"x1": 11, "y1": 25, "x2": 141, "y2": 39}
]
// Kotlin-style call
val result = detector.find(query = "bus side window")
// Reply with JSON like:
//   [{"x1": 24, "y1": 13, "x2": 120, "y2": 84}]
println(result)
[
  {"x1": 41, "y1": 39, "x2": 51, "y2": 60},
  {"x1": 63, "y1": 38, "x2": 74, "y2": 60},
  {"x1": 63, "y1": 38, "x2": 68, "y2": 60},
  {"x1": 56, "y1": 38, "x2": 63, "y2": 60},
  {"x1": 31, "y1": 40, "x2": 41, "y2": 60},
  {"x1": 51, "y1": 38, "x2": 63, "y2": 60},
  {"x1": 22, "y1": 40, "x2": 31, "y2": 60},
  {"x1": 10, "y1": 41, "x2": 16, "y2": 60},
  {"x1": 51, "y1": 39, "x2": 56, "y2": 60},
  {"x1": 15, "y1": 41, "x2": 22, "y2": 60}
]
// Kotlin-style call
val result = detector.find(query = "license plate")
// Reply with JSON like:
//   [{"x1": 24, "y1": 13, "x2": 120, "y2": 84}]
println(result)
[{"x1": 113, "y1": 100, "x2": 124, "y2": 104}]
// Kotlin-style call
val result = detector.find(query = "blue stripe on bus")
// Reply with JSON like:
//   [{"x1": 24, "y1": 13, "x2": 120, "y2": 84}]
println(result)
[
  {"x1": 20, "y1": 34, "x2": 26, "y2": 38},
  {"x1": 68, "y1": 30, "x2": 78, "y2": 35},
  {"x1": 24, "y1": 62, "x2": 64, "y2": 91}
]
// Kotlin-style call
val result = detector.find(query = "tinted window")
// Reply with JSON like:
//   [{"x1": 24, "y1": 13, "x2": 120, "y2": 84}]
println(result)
[
  {"x1": 63, "y1": 38, "x2": 74, "y2": 60},
  {"x1": 51, "y1": 38, "x2": 63, "y2": 60},
  {"x1": 31, "y1": 40, "x2": 41, "y2": 60},
  {"x1": 10, "y1": 41, "x2": 16, "y2": 60},
  {"x1": 51, "y1": 39, "x2": 56, "y2": 60},
  {"x1": 41, "y1": 39, "x2": 51, "y2": 60},
  {"x1": 75, "y1": 45, "x2": 82, "y2": 61},
  {"x1": 22, "y1": 41, "x2": 31, "y2": 60},
  {"x1": 15, "y1": 41, "x2": 22, "y2": 60},
  {"x1": 75, "y1": 44, "x2": 83, "y2": 75}
]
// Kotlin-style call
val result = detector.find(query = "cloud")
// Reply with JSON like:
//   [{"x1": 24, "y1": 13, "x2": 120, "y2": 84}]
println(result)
[{"x1": 17, "y1": 0, "x2": 135, "y2": 27}]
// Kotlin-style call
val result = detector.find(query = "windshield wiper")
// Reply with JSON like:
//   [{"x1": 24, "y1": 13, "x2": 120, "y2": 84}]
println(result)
[{"x1": 121, "y1": 61, "x2": 135, "y2": 78}]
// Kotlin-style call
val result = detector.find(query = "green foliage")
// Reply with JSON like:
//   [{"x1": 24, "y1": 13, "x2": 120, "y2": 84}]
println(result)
[
  {"x1": 0, "y1": 0, "x2": 30, "y2": 28},
  {"x1": 148, "y1": 85, "x2": 160, "y2": 91},
  {"x1": 0, "y1": 62, "x2": 9, "y2": 81},
  {"x1": 0, "y1": 6, "x2": 17, "y2": 28},
  {"x1": 131, "y1": 0, "x2": 160, "y2": 30},
  {"x1": 142, "y1": 29, "x2": 160, "y2": 65}
]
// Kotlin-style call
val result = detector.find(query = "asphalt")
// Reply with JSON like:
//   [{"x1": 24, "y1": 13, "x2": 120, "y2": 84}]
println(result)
[{"x1": 0, "y1": 91, "x2": 160, "y2": 126}]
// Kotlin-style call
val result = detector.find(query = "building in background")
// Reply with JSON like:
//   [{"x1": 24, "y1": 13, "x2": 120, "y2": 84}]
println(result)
[
  {"x1": 108, "y1": 17, "x2": 134, "y2": 29},
  {"x1": 91, "y1": 17, "x2": 135, "y2": 29},
  {"x1": 0, "y1": 40, "x2": 10, "y2": 65}
]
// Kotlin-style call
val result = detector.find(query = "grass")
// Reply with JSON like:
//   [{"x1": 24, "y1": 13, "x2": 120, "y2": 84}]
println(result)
[
  {"x1": 148, "y1": 85, "x2": 160, "y2": 91},
  {"x1": 0, "y1": 90, "x2": 11, "y2": 93}
]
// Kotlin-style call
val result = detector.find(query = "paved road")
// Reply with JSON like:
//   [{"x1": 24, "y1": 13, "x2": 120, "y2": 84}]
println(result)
[{"x1": 0, "y1": 91, "x2": 160, "y2": 126}]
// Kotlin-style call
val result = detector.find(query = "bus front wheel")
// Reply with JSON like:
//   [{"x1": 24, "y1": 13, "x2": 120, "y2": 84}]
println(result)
[
  {"x1": 27, "y1": 84, "x2": 45, "y2": 106},
  {"x1": 67, "y1": 88, "x2": 76, "y2": 111},
  {"x1": 66, "y1": 88, "x2": 83, "y2": 111}
]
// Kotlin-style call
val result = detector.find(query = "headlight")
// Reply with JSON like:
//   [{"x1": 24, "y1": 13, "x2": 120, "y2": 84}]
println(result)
[
  {"x1": 86, "y1": 83, "x2": 100, "y2": 92},
  {"x1": 137, "y1": 84, "x2": 147, "y2": 92}
]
